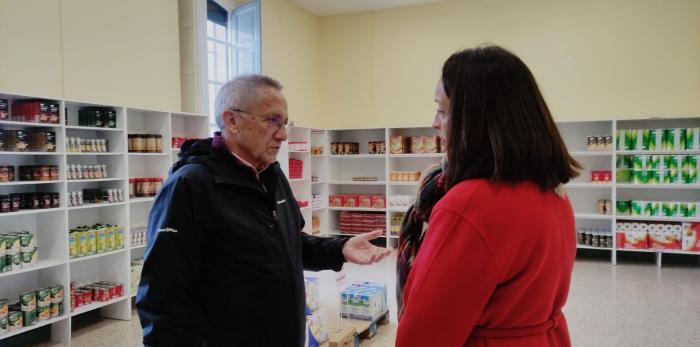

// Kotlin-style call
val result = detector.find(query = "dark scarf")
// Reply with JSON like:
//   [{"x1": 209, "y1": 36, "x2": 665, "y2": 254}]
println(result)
[{"x1": 396, "y1": 159, "x2": 447, "y2": 318}]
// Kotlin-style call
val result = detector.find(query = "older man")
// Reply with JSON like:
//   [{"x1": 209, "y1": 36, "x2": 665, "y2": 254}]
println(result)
[{"x1": 136, "y1": 74, "x2": 390, "y2": 346}]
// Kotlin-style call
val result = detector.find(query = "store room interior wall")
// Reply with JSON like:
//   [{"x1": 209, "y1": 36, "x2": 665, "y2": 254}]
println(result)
[
  {"x1": 267, "y1": 0, "x2": 700, "y2": 129},
  {"x1": 0, "y1": 0, "x2": 181, "y2": 112}
]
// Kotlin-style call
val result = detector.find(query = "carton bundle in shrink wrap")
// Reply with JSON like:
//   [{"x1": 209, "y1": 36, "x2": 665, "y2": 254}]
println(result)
[
  {"x1": 616, "y1": 222, "x2": 698, "y2": 251},
  {"x1": 340, "y1": 281, "x2": 388, "y2": 321},
  {"x1": 304, "y1": 277, "x2": 328, "y2": 347}
]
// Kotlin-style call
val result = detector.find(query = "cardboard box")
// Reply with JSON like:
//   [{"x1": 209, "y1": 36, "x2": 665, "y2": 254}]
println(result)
[
  {"x1": 682, "y1": 222, "x2": 700, "y2": 251},
  {"x1": 342, "y1": 195, "x2": 358, "y2": 208},
  {"x1": 326, "y1": 327, "x2": 355, "y2": 347},
  {"x1": 423, "y1": 136, "x2": 439, "y2": 153},
  {"x1": 410, "y1": 136, "x2": 424, "y2": 153}
]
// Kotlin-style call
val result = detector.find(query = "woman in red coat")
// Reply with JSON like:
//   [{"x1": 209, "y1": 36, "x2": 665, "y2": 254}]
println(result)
[{"x1": 396, "y1": 45, "x2": 581, "y2": 347}]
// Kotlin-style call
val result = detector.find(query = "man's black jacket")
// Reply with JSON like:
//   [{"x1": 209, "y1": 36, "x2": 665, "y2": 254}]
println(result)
[{"x1": 136, "y1": 136, "x2": 348, "y2": 346}]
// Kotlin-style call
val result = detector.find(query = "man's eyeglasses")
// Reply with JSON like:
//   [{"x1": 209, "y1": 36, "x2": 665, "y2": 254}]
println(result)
[{"x1": 231, "y1": 108, "x2": 294, "y2": 133}]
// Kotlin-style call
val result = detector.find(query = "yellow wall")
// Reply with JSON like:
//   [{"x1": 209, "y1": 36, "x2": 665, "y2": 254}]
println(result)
[
  {"x1": 0, "y1": 0, "x2": 64, "y2": 98},
  {"x1": 261, "y1": 0, "x2": 322, "y2": 126},
  {"x1": 315, "y1": 0, "x2": 700, "y2": 128},
  {"x1": 0, "y1": 0, "x2": 181, "y2": 112}
]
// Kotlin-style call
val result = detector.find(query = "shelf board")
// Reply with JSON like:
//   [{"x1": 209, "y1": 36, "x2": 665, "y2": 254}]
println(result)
[
  {"x1": 0, "y1": 120, "x2": 62, "y2": 128},
  {"x1": 171, "y1": 148, "x2": 181, "y2": 151},
  {"x1": 328, "y1": 154, "x2": 385, "y2": 159},
  {"x1": 616, "y1": 248, "x2": 657, "y2": 253},
  {"x1": 576, "y1": 245, "x2": 612, "y2": 250},
  {"x1": 289, "y1": 150, "x2": 310, "y2": 154},
  {"x1": 130, "y1": 243, "x2": 147, "y2": 250},
  {"x1": 67, "y1": 178, "x2": 124, "y2": 183},
  {"x1": 66, "y1": 125, "x2": 123, "y2": 132},
  {"x1": 616, "y1": 184, "x2": 700, "y2": 189},
  {"x1": 388, "y1": 235, "x2": 399, "y2": 239},
  {"x1": 389, "y1": 153, "x2": 444, "y2": 158},
  {"x1": 327, "y1": 180, "x2": 386, "y2": 185},
  {"x1": 615, "y1": 215, "x2": 700, "y2": 223},
  {"x1": 388, "y1": 207, "x2": 410, "y2": 213},
  {"x1": 0, "y1": 259, "x2": 65, "y2": 279},
  {"x1": 565, "y1": 183, "x2": 613, "y2": 188},
  {"x1": 569, "y1": 151, "x2": 613, "y2": 156},
  {"x1": 128, "y1": 152, "x2": 170, "y2": 156},
  {"x1": 70, "y1": 248, "x2": 127, "y2": 263},
  {"x1": 574, "y1": 213, "x2": 613, "y2": 220},
  {"x1": 129, "y1": 197, "x2": 155, "y2": 203},
  {"x1": 389, "y1": 181, "x2": 419, "y2": 186},
  {"x1": 311, "y1": 181, "x2": 326, "y2": 185},
  {"x1": 67, "y1": 202, "x2": 126, "y2": 210},
  {"x1": 0, "y1": 151, "x2": 62, "y2": 156},
  {"x1": 67, "y1": 152, "x2": 124, "y2": 156},
  {"x1": 71, "y1": 296, "x2": 130, "y2": 317},
  {"x1": 617, "y1": 150, "x2": 700, "y2": 155},
  {"x1": 0, "y1": 207, "x2": 63, "y2": 217},
  {"x1": 0, "y1": 315, "x2": 69, "y2": 341},
  {"x1": 328, "y1": 207, "x2": 386, "y2": 212},
  {"x1": 661, "y1": 249, "x2": 700, "y2": 255},
  {"x1": 311, "y1": 206, "x2": 326, "y2": 212},
  {"x1": 289, "y1": 178, "x2": 310, "y2": 182},
  {"x1": 0, "y1": 180, "x2": 61, "y2": 186}
]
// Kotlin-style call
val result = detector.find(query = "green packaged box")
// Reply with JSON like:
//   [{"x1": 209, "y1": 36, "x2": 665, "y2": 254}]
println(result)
[
  {"x1": 639, "y1": 129, "x2": 651, "y2": 150},
  {"x1": 680, "y1": 128, "x2": 688, "y2": 150},
  {"x1": 5, "y1": 235, "x2": 20, "y2": 255},
  {"x1": 20, "y1": 291, "x2": 36, "y2": 312},
  {"x1": 649, "y1": 170, "x2": 661, "y2": 184},
  {"x1": 683, "y1": 169, "x2": 698, "y2": 184},
  {"x1": 36, "y1": 305, "x2": 50, "y2": 321},
  {"x1": 646, "y1": 201, "x2": 660, "y2": 217},
  {"x1": 649, "y1": 128, "x2": 664, "y2": 151},
  {"x1": 662, "y1": 169, "x2": 679, "y2": 184},
  {"x1": 616, "y1": 200, "x2": 631, "y2": 215},
  {"x1": 682, "y1": 155, "x2": 698, "y2": 171},
  {"x1": 616, "y1": 169, "x2": 632, "y2": 183},
  {"x1": 106, "y1": 228, "x2": 115, "y2": 251},
  {"x1": 662, "y1": 201, "x2": 679, "y2": 217},
  {"x1": 50, "y1": 285, "x2": 64, "y2": 304},
  {"x1": 616, "y1": 129, "x2": 626, "y2": 150},
  {"x1": 36, "y1": 288, "x2": 50, "y2": 308},
  {"x1": 631, "y1": 200, "x2": 645, "y2": 216},
  {"x1": 18, "y1": 232, "x2": 34, "y2": 248},
  {"x1": 633, "y1": 170, "x2": 650, "y2": 184}
]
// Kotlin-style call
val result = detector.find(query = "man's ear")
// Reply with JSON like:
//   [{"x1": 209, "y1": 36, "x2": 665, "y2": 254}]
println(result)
[{"x1": 222, "y1": 110, "x2": 239, "y2": 134}]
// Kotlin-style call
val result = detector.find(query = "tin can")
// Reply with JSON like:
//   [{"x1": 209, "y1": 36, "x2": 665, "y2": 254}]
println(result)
[
  {"x1": 50, "y1": 302, "x2": 60, "y2": 318},
  {"x1": 591, "y1": 170, "x2": 601, "y2": 182},
  {"x1": 6, "y1": 235, "x2": 20, "y2": 255},
  {"x1": 0, "y1": 299, "x2": 8, "y2": 317},
  {"x1": 21, "y1": 291, "x2": 37, "y2": 311},
  {"x1": 69, "y1": 232, "x2": 77, "y2": 258},
  {"x1": 37, "y1": 288, "x2": 51, "y2": 308},
  {"x1": 616, "y1": 200, "x2": 631, "y2": 215},
  {"x1": 662, "y1": 201, "x2": 679, "y2": 217},
  {"x1": 20, "y1": 249, "x2": 35, "y2": 268},
  {"x1": 96, "y1": 228, "x2": 106, "y2": 253},
  {"x1": 77, "y1": 231, "x2": 88, "y2": 257},
  {"x1": 649, "y1": 169, "x2": 661, "y2": 184},
  {"x1": 35, "y1": 305, "x2": 49, "y2": 321},
  {"x1": 106, "y1": 228, "x2": 115, "y2": 251},
  {"x1": 680, "y1": 128, "x2": 688, "y2": 150},
  {"x1": 633, "y1": 155, "x2": 646, "y2": 170},
  {"x1": 58, "y1": 302, "x2": 64, "y2": 316},
  {"x1": 0, "y1": 316, "x2": 7, "y2": 335},
  {"x1": 23, "y1": 309, "x2": 36, "y2": 326},
  {"x1": 683, "y1": 155, "x2": 698, "y2": 171},
  {"x1": 50, "y1": 285, "x2": 64, "y2": 304},
  {"x1": 687, "y1": 202, "x2": 698, "y2": 217},
  {"x1": 86, "y1": 230, "x2": 96, "y2": 256},
  {"x1": 0, "y1": 237, "x2": 6, "y2": 258},
  {"x1": 7, "y1": 311, "x2": 22, "y2": 332},
  {"x1": 115, "y1": 226, "x2": 124, "y2": 249},
  {"x1": 11, "y1": 253, "x2": 21, "y2": 270},
  {"x1": 631, "y1": 200, "x2": 645, "y2": 216}
]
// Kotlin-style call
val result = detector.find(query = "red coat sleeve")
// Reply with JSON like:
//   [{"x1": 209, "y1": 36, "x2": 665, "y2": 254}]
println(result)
[{"x1": 396, "y1": 208, "x2": 500, "y2": 347}]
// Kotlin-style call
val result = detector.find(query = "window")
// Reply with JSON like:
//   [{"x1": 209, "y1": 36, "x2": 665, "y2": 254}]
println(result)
[{"x1": 204, "y1": 0, "x2": 261, "y2": 132}]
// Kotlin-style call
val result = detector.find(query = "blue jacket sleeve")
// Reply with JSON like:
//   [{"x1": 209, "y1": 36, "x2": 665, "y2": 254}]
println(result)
[{"x1": 136, "y1": 174, "x2": 203, "y2": 346}]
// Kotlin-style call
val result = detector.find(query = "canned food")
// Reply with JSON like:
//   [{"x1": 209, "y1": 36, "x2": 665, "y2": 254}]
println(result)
[
  {"x1": 662, "y1": 169, "x2": 679, "y2": 184},
  {"x1": 5, "y1": 235, "x2": 20, "y2": 255},
  {"x1": 96, "y1": 228, "x2": 106, "y2": 253},
  {"x1": 647, "y1": 201, "x2": 660, "y2": 217},
  {"x1": 23, "y1": 309, "x2": 36, "y2": 326},
  {"x1": 11, "y1": 253, "x2": 21, "y2": 270},
  {"x1": 21, "y1": 291, "x2": 37, "y2": 311},
  {"x1": 0, "y1": 316, "x2": 7, "y2": 335},
  {"x1": 683, "y1": 168, "x2": 698, "y2": 184},
  {"x1": 69, "y1": 232, "x2": 77, "y2": 258},
  {"x1": 106, "y1": 228, "x2": 115, "y2": 251},
  {"x1": 36, "y1": 288, "x2": 51, "y2": 308},
  {"x1": 625, "y1": 129, "x2": 637, "y2": 150},
  {"x1": 7, "y1": 311, "x2": 22, "y2": 331},
  {"x1": 0, "y1": 299, "x2": 8, "y2": 317},
  {"x1": 50, "y1": 302, "x2": 59, "y2": 318},
  {"x1": 50, "y1": 285, "x2": 64, "y2": 304},
  {"x1": 633, "y1": 170, "x2": 650, "y2": 184},
  {"x1": 20, "y1": 249, "x2": 35, "y2": 268},
  {"x1": 631, "y1": 200, "x2": 645, "y2": 216},
  {"x1": 86, "y1": 230, "x2": 96, "y2": 256},
  {"x1": 78, "y1": 231, "x2": 88, "y2": 257},
  {"x1": 115, "y1": 226, "x2": 124, "y2": 249},
  {"x1": 0, "y1": 237, "x2": 6, "y2": 257},
  {"x1": 35, "y1": 305, "x2": 49, "y2": 321},
  {"x1": 18, "y1": 233, "x2": 33, "y2": 248}
]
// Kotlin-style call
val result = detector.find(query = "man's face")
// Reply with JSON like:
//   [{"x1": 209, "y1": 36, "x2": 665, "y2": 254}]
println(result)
[
  {"x1": 432, "y1": 79, "x2": 450, "y2": 142},
  {"x1": 227, "y1": 86, "x2": 289, "y2": 168}
]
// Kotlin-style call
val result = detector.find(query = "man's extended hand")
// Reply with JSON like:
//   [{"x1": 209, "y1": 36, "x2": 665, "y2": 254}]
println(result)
[{"x1": 342, "y1": 230, "x2": 392, "y2": 265}]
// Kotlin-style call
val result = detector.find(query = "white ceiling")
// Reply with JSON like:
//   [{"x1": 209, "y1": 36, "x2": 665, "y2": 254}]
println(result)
[{"x1": 290, "y1": 0, "x2": 448, "y2": 16}]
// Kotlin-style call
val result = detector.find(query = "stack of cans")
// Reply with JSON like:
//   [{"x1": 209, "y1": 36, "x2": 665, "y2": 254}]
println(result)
[
  {"x1": 70, "y1": 282, "x2": 124, "y2": 312},
  {"x1": 68, "y1": 224, "x2": 125, "y2": 259},
  {"x1": 0, "y1": 231, "x2": 38, "y2": 273}
]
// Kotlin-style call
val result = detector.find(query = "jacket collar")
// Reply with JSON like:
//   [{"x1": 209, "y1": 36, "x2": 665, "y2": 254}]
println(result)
[{"x1": 209, "y1": 132, "x2": 280, "y2": 193}]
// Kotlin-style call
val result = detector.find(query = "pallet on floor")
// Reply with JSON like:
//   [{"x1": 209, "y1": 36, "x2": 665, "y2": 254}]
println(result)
[{"x1": 324, "y1": 310, "x2": 390, "y2": 347}]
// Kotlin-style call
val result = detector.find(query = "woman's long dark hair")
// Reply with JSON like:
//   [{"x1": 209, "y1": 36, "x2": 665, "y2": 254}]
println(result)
[{"x1": 442, "y1": 45, "x2": 581, "y2": 191}]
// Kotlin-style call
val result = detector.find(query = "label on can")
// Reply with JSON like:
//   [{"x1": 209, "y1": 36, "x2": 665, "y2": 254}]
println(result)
[
  {"x1": 625, "y1": 129, "x2": 636, "y2": 150},
  {"x1": 21, "y1": 291, "x2": 37, "y2": 311},
  {"x1": 683, "y1": 168, "x2": 698, "y2": 184},
  {"x1": 6, "y1": 236, "x2": 19, "y2": 255},
  {"x1": 633, "y1": 155, "x2": 648, "y2": 170},
  {"x1": 7, "y1": 312, "x2": 21, "y2": 331},
  {"x1": 633, "y1": 170, "x2": 650, "y2": 185},
  {"x1": 0, "y1": 299, "x2": 8, "y2": 317},
  {"x1": 36, "y1": 305, "x2": 50, "y2": 321},
  {"x1": 639, "y1": 129, "x2": 651, "y2": 150},
  {"x1": 69, "y1": 232, "x2": 77, "y2": 259},
  {"x1": 662, "y1": 201, "x2": 679, "y2": 217},
  {"x1": 50, "y1": 302, "x2": 60, "y2": 318},
  {"x1": 680, "y1": 128, "x2": 688, "y2": 150},
  {"x1": 51, "y1": 285, "x2": 64, "y2": 304},
  {"x1": 106, "y1": 228, "x2": 115, "y2": 251},
  {"x1": 0, "y1": 316, "x2": 7, "y2": 333},
  {"x1": 115, "y1": 226, "x2": 124, "y2": 249},
  {"x1": 663, "y1": 169, "x2": 679, "y2": 184},
  {"x1": 78, "y1": 231, "x2": 88, "y2": 257},
  {"x1": 97, "y1": 228, "x2": 106, "y2": 253},
  {"x1": 631, "y1": 200, "x2": 645, "y2": 216},
  {"x1": 648, "y1": 201, "x2": 660, "y2": 216},
  {"x1": 23, "y1": 309, "x2": 36, "y2": 326},
  {"x1": 650, "y1": 170, "x2": 661, "y2": 184},
  {"x1": 11, "y1": 253, "x2": 21, "y2": 267},
  {"x1": 37, "y1": 288, "x2": 51, "y2": 308},
  {"x1": 18, "y1": 233, "x2": 33, "y2": 248},
  {"x1": 616, "y1": 200, "x2": 631, "y2": 215}
]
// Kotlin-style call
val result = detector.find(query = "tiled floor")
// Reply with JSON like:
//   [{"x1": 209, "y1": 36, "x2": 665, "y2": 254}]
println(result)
[{"x1": 30, "y1": 252, "x2": 700, "y2": 347}]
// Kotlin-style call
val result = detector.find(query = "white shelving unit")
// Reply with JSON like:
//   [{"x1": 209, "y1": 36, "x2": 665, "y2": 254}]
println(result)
[
  {"x1": 0, "y1": 91, "x2": 209, "y2": 344},
  {"x1": 558, "y1": 118, "x2": 700, "y2": 267}
]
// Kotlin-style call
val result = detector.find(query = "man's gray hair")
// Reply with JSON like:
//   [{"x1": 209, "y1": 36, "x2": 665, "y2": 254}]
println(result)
[{"x1": 214, "y1": 74, "x2": 283, "y2": 129}]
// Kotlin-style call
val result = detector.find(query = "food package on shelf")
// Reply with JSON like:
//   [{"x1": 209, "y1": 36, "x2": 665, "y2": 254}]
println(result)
[{"x1": 682, "y1": 222, "x2": 700, "y2": 251}]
